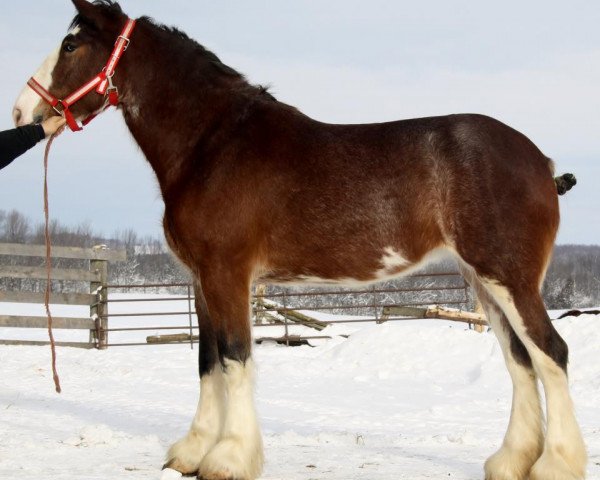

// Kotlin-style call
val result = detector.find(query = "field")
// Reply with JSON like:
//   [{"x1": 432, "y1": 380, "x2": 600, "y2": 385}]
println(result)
[{"x1": 0, "y1": 302, "x2": 599, "y2": 479}]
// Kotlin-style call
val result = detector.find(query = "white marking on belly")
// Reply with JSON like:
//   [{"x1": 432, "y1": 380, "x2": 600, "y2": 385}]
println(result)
[
  {"x1": 377, "y1": 246, "x2": 411, "y2": 274},
  {"x1": 260, "y1": 246, "x2": 451, "y2": 287}
]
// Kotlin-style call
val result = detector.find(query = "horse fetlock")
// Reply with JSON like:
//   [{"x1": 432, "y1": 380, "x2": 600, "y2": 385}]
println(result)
[
  {"x1": 484, "y1": 442, "x2": 542, "y2": 480},
  {"x1": 529, "y1": 446, "x2": 587, "y2": 480},
  {"x1": 165, "y1": 431, "x2": 219, "y2": 475},
  {"x1": 198, "y1": 436, "x2": 264, "y2": 480}
]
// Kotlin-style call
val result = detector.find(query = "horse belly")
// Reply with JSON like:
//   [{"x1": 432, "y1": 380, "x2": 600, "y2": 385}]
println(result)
[{"x1": 258, "y1": 243, "x2": 450, "y2": 287}]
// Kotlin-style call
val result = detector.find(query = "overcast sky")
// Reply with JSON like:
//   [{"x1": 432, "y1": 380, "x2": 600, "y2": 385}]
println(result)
[{"x1": 1, "y1": 1, "x2": 598, "y2": 244}]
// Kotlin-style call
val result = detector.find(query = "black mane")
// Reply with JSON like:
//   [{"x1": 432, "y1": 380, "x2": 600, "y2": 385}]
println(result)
[
  {"x1": 137, "y1": 15, "x2": 277, "y2": 101},
  {"x1": 69, "y1": 1, "x2": 276, "y2": 101},
  {"x1": 140, "y1": 15, "x2": 243, "y2": 79}
]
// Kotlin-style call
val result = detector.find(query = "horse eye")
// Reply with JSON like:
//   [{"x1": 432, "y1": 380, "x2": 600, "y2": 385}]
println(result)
[{"x1": 63, "y1": 43, "x2": 77, "y2": 53}]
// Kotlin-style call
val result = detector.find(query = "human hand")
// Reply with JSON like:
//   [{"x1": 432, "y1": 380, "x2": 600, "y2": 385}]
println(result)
[{"x1": 41, "y1": 116, "x2": 67, "y2": 137}]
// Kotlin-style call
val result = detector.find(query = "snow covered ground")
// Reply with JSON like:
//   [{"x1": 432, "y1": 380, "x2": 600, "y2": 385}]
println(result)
[{"x1": 0, "y1": 304, "x2": 599, "y2": 479}]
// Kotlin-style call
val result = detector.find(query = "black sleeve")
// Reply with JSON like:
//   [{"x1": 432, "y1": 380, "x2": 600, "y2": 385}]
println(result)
[{"x1": 0, "y1": 124, "x2": 46, "y2": 170}]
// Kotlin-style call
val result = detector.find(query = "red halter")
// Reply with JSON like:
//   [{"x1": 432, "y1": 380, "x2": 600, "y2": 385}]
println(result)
[{"x1": 27, "y1": 18, "x2": 136, "y2": 132}]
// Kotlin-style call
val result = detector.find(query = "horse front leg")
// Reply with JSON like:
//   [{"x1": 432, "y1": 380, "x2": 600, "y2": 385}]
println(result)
[
  {"x1": 165, "y1": 280, "x2": 225, "y2": 475},
  {"x1": 197, "y1": 265, "x2": 263, "y2": 480}
]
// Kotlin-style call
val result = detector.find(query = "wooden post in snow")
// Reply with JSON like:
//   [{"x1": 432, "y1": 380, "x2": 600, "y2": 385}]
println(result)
[
  {"x1": 254, "y1": 284, "x2": 267, "y2": 325},
  {"x1": 473, "y1": 300, "x2": 486, "y2": 333},
  {"x1": 90, "y1": 246, "x2": 109, "y2": 349}
]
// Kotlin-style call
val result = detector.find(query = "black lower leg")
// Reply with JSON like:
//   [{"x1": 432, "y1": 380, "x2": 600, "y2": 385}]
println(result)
[
  {"x1": 217, "y1": 331, "x2": 251, "y2": 368},
  {"x1": 194, "y1": 281, "x2": 219, "y2": 377},
  {"x1": 508, "y1": 323, "x2": 533, "y2": 369},
  {"x1": 514, "y1": 292, "x2": 569, "y2": 372}
]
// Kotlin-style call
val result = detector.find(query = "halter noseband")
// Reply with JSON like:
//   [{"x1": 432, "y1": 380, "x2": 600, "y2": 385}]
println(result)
[{"x1": 27, "y1": 18, "x2": 136, "y2": 132}]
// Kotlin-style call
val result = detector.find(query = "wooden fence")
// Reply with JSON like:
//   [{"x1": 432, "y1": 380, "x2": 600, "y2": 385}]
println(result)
[
  {"x1": 0, "y1": 243, "x2": 126, "y2": 349},
  {"x1": 1, "y1": 250, "x2": 484, "y2": 349}
]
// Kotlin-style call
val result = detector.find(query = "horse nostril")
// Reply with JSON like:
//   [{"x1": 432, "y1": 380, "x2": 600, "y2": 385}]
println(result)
[{"x1": 13, "y1": 108, "x2": 22, "y2": 126}]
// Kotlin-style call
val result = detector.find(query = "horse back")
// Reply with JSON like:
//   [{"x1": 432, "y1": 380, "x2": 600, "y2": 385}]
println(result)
[{"x1": 165, "y1": 109, "x2": 557, "y2": 285}]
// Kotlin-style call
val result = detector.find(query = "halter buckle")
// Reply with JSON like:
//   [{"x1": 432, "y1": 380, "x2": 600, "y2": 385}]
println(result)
[
  {"x1": 52, "y1": 101, "x2": 66, "y2": 116},
  {"x1": 115, "y1": 35, "x2": 131, "y2": 50},
  {"x1": 106, "y1": 75, "x2": 118, "y2": 94},
  {"x1": 105, "y1": 76, "x2": 119, "y2": 106}
]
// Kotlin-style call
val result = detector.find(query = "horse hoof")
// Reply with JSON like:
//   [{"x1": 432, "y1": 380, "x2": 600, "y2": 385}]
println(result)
[
  {"x1": 197, "y1": 433, "x2": 263, "y2": 480},
  {"x1": 484, "y1": 442, "x2": 542, "y2": 480},
  {"x1": 529, "y1": 449, "x2": 586, "y2": 480},
  {"x1": 163, "y1": 458, "x2": 200, "y2": 477},
  {"x1": 197, "y1": 473, "x2": 241, "y2": 480},
  {"x1": 165, "y1": 431, "x2": 220, "y2": 476}
]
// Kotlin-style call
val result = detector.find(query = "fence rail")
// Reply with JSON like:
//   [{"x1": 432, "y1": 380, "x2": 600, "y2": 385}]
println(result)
[
  {"x1": 98, "y1": 272, "x2": 474, "y2": 348},
  {"x1": 0, "y1": 265, "x2": 101, "y2": 282},
  {"x1": 0, "y1": 315, "x2": 95, "y2": 330},
  {"x1": 0, "y1": 243, "x2": 126, "y2": 261}
]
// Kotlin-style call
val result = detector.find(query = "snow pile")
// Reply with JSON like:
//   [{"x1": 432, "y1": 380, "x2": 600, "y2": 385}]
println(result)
[{"x1": 0, "y1": 314, "x2": 599, "y2": 479}]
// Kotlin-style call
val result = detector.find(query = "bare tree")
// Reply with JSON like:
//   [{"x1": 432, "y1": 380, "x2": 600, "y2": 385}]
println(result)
[{"x1": 1, "y1": 209, "x2": 30, "y2": 243}]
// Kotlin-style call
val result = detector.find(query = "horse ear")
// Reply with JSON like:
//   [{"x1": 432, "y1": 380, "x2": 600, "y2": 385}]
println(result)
[
  {"x1": 71, "y1": 0, "x2": 122, "y2": 32},
  {"x1": 71, "y1": 0, "x2": 100, "y2": 19}
]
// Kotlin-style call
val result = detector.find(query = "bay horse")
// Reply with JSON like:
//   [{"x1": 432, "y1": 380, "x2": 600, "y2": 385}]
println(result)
[{"x1": 13, "y1": 1, "x2": 586, "y2": 479}]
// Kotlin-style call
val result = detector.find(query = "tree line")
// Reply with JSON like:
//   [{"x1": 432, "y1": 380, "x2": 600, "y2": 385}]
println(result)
[{"x1": 1, "y1": 208, "x2": 598, "y2": 309}]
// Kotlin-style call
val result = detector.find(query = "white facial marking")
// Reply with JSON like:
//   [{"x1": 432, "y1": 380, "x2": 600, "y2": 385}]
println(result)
[
  {"x1": 12, "y1": 26, "x2": 80, "y2": 126},
  {"x1": 13, "y1": 46, "x2": 60, "y2": 126}
]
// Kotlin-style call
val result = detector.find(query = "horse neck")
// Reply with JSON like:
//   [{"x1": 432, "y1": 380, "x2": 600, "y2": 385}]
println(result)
[{"x1": 117, "y1": 24, "x2": 248, "y2": 196}]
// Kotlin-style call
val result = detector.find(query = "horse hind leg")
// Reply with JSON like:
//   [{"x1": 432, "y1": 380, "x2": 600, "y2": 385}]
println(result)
[
  {"x1": 482, "y1": 280, "x2": 587, "y2": 480},
  {"x1": 165, "y1": 280, "x2": 225, "y2": 475},
  {"x1": 461, "y1": 267, "x2": 543, "y2": 480}
]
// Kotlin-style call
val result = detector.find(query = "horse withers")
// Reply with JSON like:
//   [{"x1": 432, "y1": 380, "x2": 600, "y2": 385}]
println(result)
[{"x1": 13, "y1": 1, "x2": 586, "y2": 479}]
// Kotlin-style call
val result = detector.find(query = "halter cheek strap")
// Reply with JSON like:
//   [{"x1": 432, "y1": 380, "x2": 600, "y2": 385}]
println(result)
[{"x1": 27, "y1": 18, "x2": 136, "y2": 132}]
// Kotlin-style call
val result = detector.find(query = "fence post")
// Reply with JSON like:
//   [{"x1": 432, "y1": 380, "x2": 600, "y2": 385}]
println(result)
[
  {"x1": 372, "y1": 285, "x2": 382, "y2": 323},
  {"x1": 254, "y1": 284, "x2": 266, "y2": 325},
  {"x1": 90, "y1": 247, "x2": 109, "y2": 349},
  {"x1": 473, "y1": 300, "x2": 486, "y2": 333},
  {"x1": 282, "y1": 289, "x2": 290, "y2": 347},
  {"x1": 187, "y1": 283, "x2": 194, "y2": 350},
  {"x1": 89, "y1": 262, "x2": 100, "y2": 348},
  {"x1": 464, "y1": 280, "x2": 486, "y2": 333}
]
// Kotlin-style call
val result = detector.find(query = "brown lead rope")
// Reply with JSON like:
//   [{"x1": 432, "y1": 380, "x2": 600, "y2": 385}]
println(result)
[{"x1": 44, "y1": 133, "x2": 62, "y2": 394}]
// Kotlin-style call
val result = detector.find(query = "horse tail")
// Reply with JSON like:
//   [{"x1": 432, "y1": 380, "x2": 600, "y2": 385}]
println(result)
[{"x1": 554, "y1": 173, "x2": 577, "y2": 195}]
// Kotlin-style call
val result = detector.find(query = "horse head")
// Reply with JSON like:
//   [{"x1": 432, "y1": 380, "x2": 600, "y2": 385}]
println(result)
[{"x1": 13, "y1": 0, "x2": 129, "y2": 129}]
